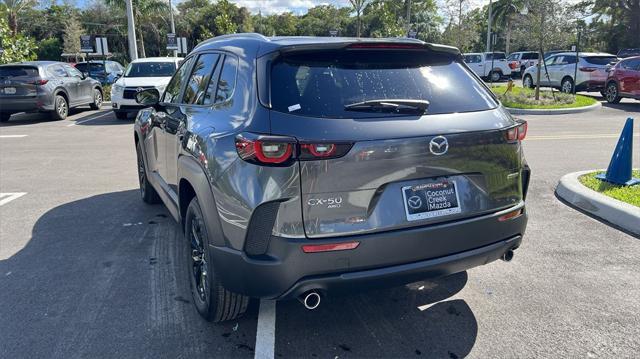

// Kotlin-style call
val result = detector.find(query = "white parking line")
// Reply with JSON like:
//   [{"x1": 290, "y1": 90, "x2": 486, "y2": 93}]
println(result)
[
  {"x1": 0, "y1": 135, "x2": 28, "y2": 138},
  {"x1": 0, "y1": 192, "x2": 27, "y2": 206},
  {"x1": 254, "y1": 300, "x2": 276, "y2": 359},
  {"x1": 67, "y1": 111, "x2": 112, "y2": 127}
]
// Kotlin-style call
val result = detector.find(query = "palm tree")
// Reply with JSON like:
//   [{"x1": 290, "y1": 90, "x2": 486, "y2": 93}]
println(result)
[
  {"x1": 103, "y1": 0, "x2": 168, "y2": 58},
  {"x1": 492, "y1": 0, "x2": 524, "y2": 54},
  {"x1": 2, "y1": 0, "x2": 36, "y2": 36}
]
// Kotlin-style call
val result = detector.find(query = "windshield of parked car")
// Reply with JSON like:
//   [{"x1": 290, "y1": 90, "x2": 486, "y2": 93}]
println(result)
[
  {"x1": 124, "y1": 62, "x2": 176, "y2": 77},
  {"x1": 270, "y1": 50, "x2": 498, "y2": 118},
  {"x1": 583, "y1": 56, "x2": 618, "y2": 65},
  {"x1": 75, "y1": 63, "x2": 105, "y2": 74},
  {"x1": 0, "y1": 66, "x2": 38, "y2": 78}
]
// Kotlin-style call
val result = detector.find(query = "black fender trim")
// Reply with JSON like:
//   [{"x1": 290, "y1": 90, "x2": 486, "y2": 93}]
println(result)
[{"x1": 177, "y1": 155, "x2": 226, "y2": 247}]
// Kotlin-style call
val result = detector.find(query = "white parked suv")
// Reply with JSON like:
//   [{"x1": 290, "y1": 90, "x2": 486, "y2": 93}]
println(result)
[
  {"x1": 522, "y1": 52, "x2": 618, "y2": 93},
  {"x1": 506, "y1": 51, "x2": 540, "y2": 77},
  {"x1": 463, "y1": 52, "x2": 512, "y2": 81},
  {"x1": 111, "y1": 57, "x2": 182, "y2": 119}
]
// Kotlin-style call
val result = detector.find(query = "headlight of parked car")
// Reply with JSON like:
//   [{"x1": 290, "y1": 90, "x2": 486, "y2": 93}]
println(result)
[{"x1": 112, "y1": 84, "x2": 124, "y2": 94}]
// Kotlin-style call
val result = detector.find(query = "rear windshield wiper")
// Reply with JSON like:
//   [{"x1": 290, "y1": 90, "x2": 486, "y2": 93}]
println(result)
[{"x1": 344, "y1": 99, "x2": 429, "y2": 114}]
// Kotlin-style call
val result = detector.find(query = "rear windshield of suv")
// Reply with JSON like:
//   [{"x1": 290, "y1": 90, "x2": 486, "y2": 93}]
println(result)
[
  {"x1": 270, "y1": 50, "x2": 498, "y2": 118},
  {"x1": 583, "y1": 56, "x2": 618, "y2": 65},
  {"x1": 0, "y1": 66, "x2": 38, "y2": 78},
  {"x1": 75, "y1": 63, "x2": 105, "y2": 73},
  {"x1": 124, "y1": 62, "x2": 176, "y2": 77}
]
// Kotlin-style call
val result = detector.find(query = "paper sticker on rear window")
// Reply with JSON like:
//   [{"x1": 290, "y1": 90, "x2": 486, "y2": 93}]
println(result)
[{"x1": 288, "y1": 104, "x2": 301, "y2": 112}]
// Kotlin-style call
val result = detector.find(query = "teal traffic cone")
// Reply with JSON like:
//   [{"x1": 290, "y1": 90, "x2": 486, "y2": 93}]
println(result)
[{"x1": 596, "y1": 117, "x2": 639, "y2": 186}]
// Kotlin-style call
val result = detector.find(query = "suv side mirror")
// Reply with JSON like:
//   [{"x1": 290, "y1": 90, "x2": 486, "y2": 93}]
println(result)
[
  {"x1": 135, "y1": 88, "x2": 160, "y2": 106},
  {"x1": 81, "y1": 71, "x2": 88, "y2": 79}
]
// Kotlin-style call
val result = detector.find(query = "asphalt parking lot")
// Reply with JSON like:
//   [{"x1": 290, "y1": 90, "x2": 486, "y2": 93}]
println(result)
[{"x1": 1, "y1": 97, "x2": 639, "y2": 358}]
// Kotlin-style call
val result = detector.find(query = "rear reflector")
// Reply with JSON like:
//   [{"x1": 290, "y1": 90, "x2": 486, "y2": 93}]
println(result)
[
  {"x1": 302, "y1": 241, "x2": 360, "y2": 253},
  {"x1": 498, "y1": 209, "x2": 523, "y2": 222}
]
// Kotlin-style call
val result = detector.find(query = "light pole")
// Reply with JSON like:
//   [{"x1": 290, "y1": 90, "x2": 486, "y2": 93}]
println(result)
[
  {"x1": 125, "y1": 0, "x2": 138, "y2": 60},
  {"x1": 405, "y1": 0, "x2": 412, "y2": 35},
  {"x1": 168, "y1": 0, "x2": 177, "y2": 57},
  {"x1": 485, "y1": 0, "x2": 493, "y2": 53}
]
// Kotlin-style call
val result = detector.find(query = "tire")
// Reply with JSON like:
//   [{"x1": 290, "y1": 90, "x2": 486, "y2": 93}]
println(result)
[
  {"x1": 489, "y1": 70, "x2": 502, "y2": 82},
  {"x1": 561, "y1": 77, "x2": 574, "y2": 94},
  {"x1": 136, "y1": 141, "x2": 161, "y2": 204},
  {"x1": 605, "y1": 82, "x2": 622, "y2": 104},
  {"x1": 90, "y1": 88, "x2": 103, "y2": 110},
  {"x1": 114, "y1": 111, "x2": 128, "y2": 120},
  {"x1": 523, "y1": 74, "x2": 534, "y2": 89},
  {"x1": 185, "y1": 197, "x2": 249, "y2": 322},
  {"x1": 0, "y1": 113, "x2": 10, "y2": 122},
  {"x1": 52, "y1": 94, "x2": 68, "y2": 120}
]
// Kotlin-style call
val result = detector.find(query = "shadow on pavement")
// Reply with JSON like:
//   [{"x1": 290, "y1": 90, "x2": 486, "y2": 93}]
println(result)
[
  {"x1": 275, "y1": 271, "x2": 476, "y2": 358},
  {"x1": 601, "y1": 101, "x2": 640, "y2": 113},
  {"x1": 0, "y1": 190, "x2": 257, "y2": 358}
]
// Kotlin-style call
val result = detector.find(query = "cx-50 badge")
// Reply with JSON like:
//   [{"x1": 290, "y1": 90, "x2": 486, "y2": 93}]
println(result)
[{"x1": 429, "y1": 136, "x2": 449, "y2": 156}]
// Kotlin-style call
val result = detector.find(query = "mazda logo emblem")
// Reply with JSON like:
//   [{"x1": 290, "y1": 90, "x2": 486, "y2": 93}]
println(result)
[
  {"x1": 407, "y1": 196, "x2": 422, "y2": 209},
  {"x1": 429, "y1": 136, "x2": 449, "y2": 156}
]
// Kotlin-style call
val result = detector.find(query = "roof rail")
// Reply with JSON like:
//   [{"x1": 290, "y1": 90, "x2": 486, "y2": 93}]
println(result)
[{"x1": 194, "y1": 33, "x2": 270, "y2": 50}]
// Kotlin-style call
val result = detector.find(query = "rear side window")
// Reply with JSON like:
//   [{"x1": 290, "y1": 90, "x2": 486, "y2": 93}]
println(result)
[
  {"x1": 182, "y1": 53, "x2": 220, "y2": 105},
  {"x1": 0, "y1": 66, "x2": 39, "y2": 78},
  {"x1": 214, "y1": 55, "x2": 238, "y2": 104},
  {"x1": 485, "y1": 53, "x2": 506, "y2": 60},
  {"x1": 522, "y1": 53, "x2": 539, "y2": 60},
  {"x1": 621, "y1": 59, "x2": 640, "y2": 70},
  {"x1": 49, "y1": 65, "x2": 68, "y2": 78},
  {"x1": 162, "y1": 57, "x2": 195, "y2": 103},
  {"x1": 270, "y1": 50, "x2": 498, "y2": 118},
  {"x1": 583, "y1": 56, "x2": 617, "y2": 65}
]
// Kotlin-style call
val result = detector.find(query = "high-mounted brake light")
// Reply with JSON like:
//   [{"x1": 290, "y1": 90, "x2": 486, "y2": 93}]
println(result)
[
  {"x1": 302, "y1": 241, "x2": 360, "y2": 253},
  {"x1": 506, "y1": 121, "x2": 527, "y2": 143},
  {"x1": 347, "y1": 43, "x2": 424, "y2": 50}
]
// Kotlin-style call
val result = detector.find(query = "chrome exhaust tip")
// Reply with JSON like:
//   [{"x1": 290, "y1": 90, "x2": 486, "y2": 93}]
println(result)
[
  {"x1": 501, "y1": 249, "x2": 514, "y2": 262},
  {"x1": 300, "y1": 291, "x2": 321, "y2": 310}
]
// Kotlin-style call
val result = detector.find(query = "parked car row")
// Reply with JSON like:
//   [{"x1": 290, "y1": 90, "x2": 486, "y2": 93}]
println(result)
[{"x1": 463, "y1": 52, "x2": 512, "y2": 81}]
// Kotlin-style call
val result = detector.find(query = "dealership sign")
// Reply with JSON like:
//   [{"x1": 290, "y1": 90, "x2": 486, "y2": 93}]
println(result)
[{"x1": 80, "y1": 35, "x2": 94, "y2": 53}]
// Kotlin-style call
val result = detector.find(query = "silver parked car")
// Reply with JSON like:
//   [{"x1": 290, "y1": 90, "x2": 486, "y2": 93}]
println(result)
[
  {"x1": 522, "y1": 52, "x2": 618, "y2": 93},
  {"x1": 0, "y1": 61, "x2": 103, "y2": 122}
]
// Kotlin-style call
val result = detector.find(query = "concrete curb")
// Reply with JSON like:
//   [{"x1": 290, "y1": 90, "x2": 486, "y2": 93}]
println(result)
[
  {"x1": 505, "y1": 101, "x2": 601, "y2": 115},
  {"x1": 556, "y1": 170, "x2": 640, "y2": 237}
]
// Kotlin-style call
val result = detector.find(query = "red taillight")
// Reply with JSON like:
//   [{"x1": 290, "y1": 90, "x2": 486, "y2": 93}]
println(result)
[
  {"x1": 347, "y1": 43, "x2": 424, "y2": 50},
  {"x1": 300, "y1": 143, "x2": 336, "y2": 158},
  {"x1": 506, "y1": 121, "x2": 527, "y2": 142},
  {"x1": 28, "y1": 79, "x2": 48, "y2": 85},
  {"x1": 579, "y1": 67, "x2": 597, "y2": 72},
  {"x1": 235, "y1": 135, "x2": 294, "y2": 165},
  {"x1": 302, "y1": 241, "x2": 360, "y2": 253},
  {"x1": 498, "y1": 209, "x2": 523, "y2": 221}
]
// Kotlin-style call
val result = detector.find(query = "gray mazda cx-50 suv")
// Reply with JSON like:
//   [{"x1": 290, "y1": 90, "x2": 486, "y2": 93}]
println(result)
[{"x1": 133, "y1": 34, "x2": 530, "y2": 322}]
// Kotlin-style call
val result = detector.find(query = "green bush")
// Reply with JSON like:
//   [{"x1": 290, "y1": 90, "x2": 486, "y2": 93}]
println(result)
[
  {"x1": 102, "y1": 84, "x2": 111, "y2": 102},
  {"x1": 490, "y1": 85, "x2": 597, "y2": 109}
]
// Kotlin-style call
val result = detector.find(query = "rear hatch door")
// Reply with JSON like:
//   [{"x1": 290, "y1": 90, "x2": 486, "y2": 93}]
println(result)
[
  {"x1": 267, "y1": 45, "x2": 525, "y2": 238},
  {"x1": 0, "y1": 65, "x2": 39, "y2": 98}
]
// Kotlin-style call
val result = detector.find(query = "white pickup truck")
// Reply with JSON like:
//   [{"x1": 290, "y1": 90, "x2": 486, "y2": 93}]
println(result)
[{"x1": 463, "y1": 52, "x2": 512, "y2": 82}]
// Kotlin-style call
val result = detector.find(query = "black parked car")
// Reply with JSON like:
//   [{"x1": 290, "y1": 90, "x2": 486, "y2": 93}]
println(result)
[
  {"x1": 0, "y1": 61, "x2": 103, "y2": 122},
  {"x1": 133, "y1": 34, "x2": 530, "y2": 322},
  {"x1": 74, "y1": 60, "x2": 125, "y2": 85}
]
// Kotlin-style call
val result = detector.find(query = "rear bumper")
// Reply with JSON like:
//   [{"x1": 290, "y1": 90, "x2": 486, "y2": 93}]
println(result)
[
  {"x1": 0, "y1": 94, "x2": 53, "y2": 113},
  {"x1": 209, "y1": 203, "x2": 527, "y2": 300}
]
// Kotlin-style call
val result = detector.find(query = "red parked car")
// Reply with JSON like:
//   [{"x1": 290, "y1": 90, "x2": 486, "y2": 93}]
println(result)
[{"x1": 605, "y1": 56, "x2": 640, "y2": 103}]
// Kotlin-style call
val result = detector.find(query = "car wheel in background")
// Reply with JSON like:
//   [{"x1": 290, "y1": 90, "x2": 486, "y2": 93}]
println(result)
[
  {"x1": 489, "y1": 70, "x2": 501, "y2": 82},
  {"x1": 114, "y1": 111, "x2": 128, "y2": 120},
  {"x1": 90, "y1": 88, "x2": 103, "y2": 110},
  {"x1": 0, "y1": 113, "x2": 10, "y2": 122},
  {"x1": 52, "y1": 95, "x2": 68, "y2": 121},
  {"x1": 136, "y1": 142, "x2": 161, "y2": 204},
  {"x1": 561, "y1": 77, "x2": 574, "y2": 93},
  {"x1": 185, "y1": 197, "x2": 249, "y2": 323},
  {"x1": 523, "y1": 75, "x2": 534, "y2": 89},
  {"x1": 605, "y1": 82, "x2": 622, "y2": 104}
]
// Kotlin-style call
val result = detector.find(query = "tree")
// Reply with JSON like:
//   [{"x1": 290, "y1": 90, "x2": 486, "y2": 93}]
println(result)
[
  {"x1": 573, "y1": 0, "x2": 640, "y2": 51},
  {"x1": 348, "y1": 0, "x2": 370, "y2": 37},
  {"x1": 0, "y1": 12, "x2": 37, "y2": 63},
  {"x1": 62, "y1": 14, "x2": 84, "y2": 55},
  {"x1": 102, "y1": 0, "x2": 168, "y2": 57},
  {"x1": 36, "y1": 37, "x2": 61, "y2": 60},
  {"x1": 492, "y1": 0, "x2": 525, "y2": 54},
  {"x1": 2, "y1": 0, "x2": 36, "y2": 36},
  {"x1": 213, "y1": 0, "x2": 237, "y2": 35}
]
